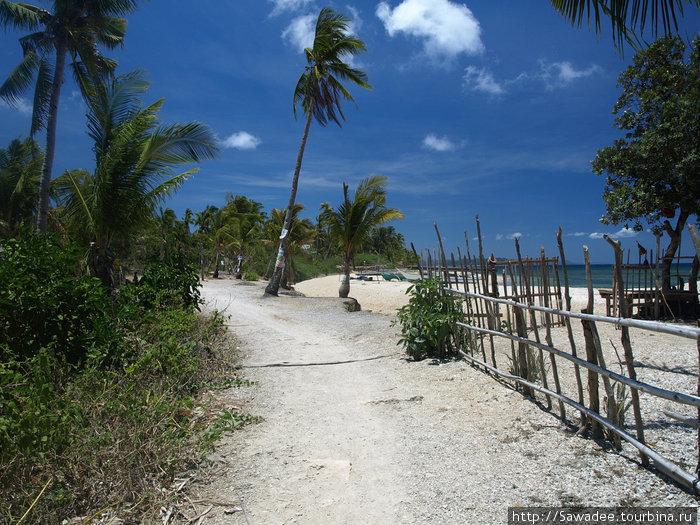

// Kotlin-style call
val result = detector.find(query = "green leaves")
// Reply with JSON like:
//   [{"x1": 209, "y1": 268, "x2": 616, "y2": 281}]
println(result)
[
  {"x1": 52, "y1": 70, "x2": 219, "y2": 277},
  {"x1": 550, "y1": 0, "x2": 700, "y2": 52},
  {"x1": 395, "y1": 278, "x2": 462, "y2": 360},
  {"x1": 293, "y1": 7, "x2": 371, "y2": 127},
  {"x1": 592, "y1": 35, "x2": 699, "y2": 229}
]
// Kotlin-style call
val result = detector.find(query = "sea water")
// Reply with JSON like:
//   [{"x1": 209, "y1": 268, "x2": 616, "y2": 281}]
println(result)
[{"x1": 562, "y1": 263, "x2": 695, "y2": 289}]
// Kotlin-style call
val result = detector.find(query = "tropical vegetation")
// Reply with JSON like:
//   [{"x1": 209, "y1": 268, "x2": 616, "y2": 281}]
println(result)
[
  {"x1": 551, "y1": 0, "x2": 700, "y2": 50},
  {"x1": 592, "y1": 35, "x2": 699, "y2": 290},
  {"x1": 266, "y1": 7, "x2": 371, "y2": 296},
  {"x1": 0, "y1": 0, "x2": 139, "y2": 233},
  {"x1": 321, "y1": 175, "x2": 404, "y2": 298},
  {"x1": 52, "y1": 70, "x2": 218, "y2": 288},
  {"x1": 0, "y1": 136, "x2": 42, "y2": 237}
]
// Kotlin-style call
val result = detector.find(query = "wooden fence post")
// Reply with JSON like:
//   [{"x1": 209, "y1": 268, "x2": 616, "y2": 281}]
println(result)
[{"x1": 604, "y1": 234, "x2": 649, "y2": 466}]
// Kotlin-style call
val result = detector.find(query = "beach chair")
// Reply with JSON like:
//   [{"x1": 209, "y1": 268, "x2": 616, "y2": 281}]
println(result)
[{"x1": 381, "y1": 272, "x2": 398, "y2": 281}]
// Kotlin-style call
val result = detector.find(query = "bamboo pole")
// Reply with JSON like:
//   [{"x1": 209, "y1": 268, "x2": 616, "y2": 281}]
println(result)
[
  {"x1": 455, "y1": 319, "x2": 700, "y2": 407},
  {"x1": 604, "y1": 234, "x2": 649, "y2": 466}
]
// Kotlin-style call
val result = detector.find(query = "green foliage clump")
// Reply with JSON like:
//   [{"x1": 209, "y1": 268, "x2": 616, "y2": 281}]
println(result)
[
  {"x1": 244, "y1": 271, "x2": 260, "y2": 281},
  {"x1": 0, "y1": 232, "x2": 121, "y2": 365},
  {"x1": 121, "y1": 255, "x2": 202, "y2": 313},
  {"x1": 0, "y1": 234, "x2": 254, "y2": 523},
  {"x1": 395, "y1": 278, "x2": 462, "y2": 360}
]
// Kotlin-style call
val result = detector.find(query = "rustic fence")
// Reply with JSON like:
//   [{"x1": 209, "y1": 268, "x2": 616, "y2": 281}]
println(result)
[{"x1": 418, "y1": 219, "x2": 700, "y2": 494}]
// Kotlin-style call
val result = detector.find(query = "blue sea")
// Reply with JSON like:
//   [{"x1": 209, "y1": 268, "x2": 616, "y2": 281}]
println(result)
[{"x1": 562, "y1": 263, "x2": 695, "y2": 289}]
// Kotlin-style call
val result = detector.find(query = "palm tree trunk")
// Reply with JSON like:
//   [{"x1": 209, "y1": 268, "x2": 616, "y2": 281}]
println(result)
[
  {"x1": 339, "y1": 255, "x2": 351, "y2": 298},
  {"x1": 36, "y1": 40, "x2": 67, "y2": 233},
  {"x1": 265, "y1": 103, "x2": 314, "y2": 296},
  {"x1": 213, "y1": 248, "x2": 220, "y2": 279}
]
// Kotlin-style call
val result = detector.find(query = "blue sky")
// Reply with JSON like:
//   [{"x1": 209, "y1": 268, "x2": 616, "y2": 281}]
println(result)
[{"x1": 1, "y1": 0, "x2": 699, "y2": 264}]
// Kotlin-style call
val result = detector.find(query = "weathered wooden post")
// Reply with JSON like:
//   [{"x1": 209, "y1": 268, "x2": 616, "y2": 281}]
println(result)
[{"x1": 604, "y1": 234, "x2": 648, "y2": 466}]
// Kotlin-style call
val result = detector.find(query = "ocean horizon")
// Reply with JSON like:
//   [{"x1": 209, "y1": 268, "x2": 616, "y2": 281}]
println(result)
[{"x1": 556, "y1": 263, "x2": 695, "y2": 289}]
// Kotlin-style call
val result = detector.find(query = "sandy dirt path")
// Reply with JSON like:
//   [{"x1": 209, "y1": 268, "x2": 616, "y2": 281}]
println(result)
[
  {"x1": 197, "y1": 279, "x2": 414, "y2": 524},
  {"x1": 191, "y1": 278, "x2": 697, "y2": 525}
]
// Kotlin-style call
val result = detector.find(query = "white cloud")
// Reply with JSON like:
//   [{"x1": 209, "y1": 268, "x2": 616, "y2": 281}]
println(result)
[
  {"x1": 589, "y1": 227, "x2": 639, "y2": 240},
  {"x1": 269, "y1": 0, "x2": 313, "y2": 15},
  {"x1": 0, "y1": 97, "x2": 32, "y2": 115},
  {"x1": 539, "y1": 60, "x2": 601, "y2": 90},
  {"x1": 423, "y1": 133, "x2": 456, "y2": 152},
  {"x1": 282, "y1": 14, "x2": 316, "y2": 52},
  {"x1": 221, "y1": 131, "x2": 262, "y2": 150},
  {"x1": 496, "y1": 232, "x2": 522, "y2": 240},
  {"x1": 346, "y1": 5, "x2": 362, "y2": 34},
  {"x1": 463, "y1": 66, "x2": 505, "y2": 95},
  {"x1": 376, "y1": 0, "x2": 484, "y2": 60}
]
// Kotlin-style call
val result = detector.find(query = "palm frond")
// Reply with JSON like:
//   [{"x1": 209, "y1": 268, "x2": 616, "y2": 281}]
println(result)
[
  {"x1": 52, "y1": 169, "x2": 97, "y2": 237},
  {"x1": 292, "y1": 7, "x2": 371, "y2": 127},
  {"x1": 0, "y1": 1, "x2": 45, "y2": 30},
  {"x1": 0, "y1": 50, "x2": 40, "y2": 104},
  {"x1": 138, "y1": 122, "x2": 219, "y2": 173},
  {"x1": 550, "y1": 0, "x2": 699, "y2": 49},
  {"x1": 30, "y1": 57, "x2": 52, "y2": 135},
  {"x1": 145, "y1": 168, "x2": 198, "y2": 204},
  {"x1": 86, "y1": 15, "x2": 127, "y2": 49}
]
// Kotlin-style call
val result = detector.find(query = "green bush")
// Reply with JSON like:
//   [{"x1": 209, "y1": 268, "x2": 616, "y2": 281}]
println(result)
[
  {"x1": 120, "y1": 256, "x2": 202, "y2": 313},
  {"x1": 395, "y1": 278, "x2": 462, "y2": 360},
  {"x1": 0, "y1": 233, "x2": 122, "y2": 365},
  {"x1": 244, "y1": 271, "x2": 260, "y2": 281}
]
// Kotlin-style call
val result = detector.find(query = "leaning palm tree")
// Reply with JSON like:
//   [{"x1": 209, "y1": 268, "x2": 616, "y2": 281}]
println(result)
[
  {"x1": 321, "y1": 175, "x2": 404, "y2": 298},
  {"x1": 52, "y1": 70, "x2": 218, "y2": 288},
  {"x1": 0, "y1": 0, "x2": 137, "y2": 233},
  {"x1": 265, "y1": 7, "x2": 371, "y2": 296},
  {"x1": 550, "y1": 0, "x2": 700, "y2": 50}
]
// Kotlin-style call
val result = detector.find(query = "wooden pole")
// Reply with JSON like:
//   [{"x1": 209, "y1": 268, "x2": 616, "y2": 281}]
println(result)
[
  {"x1": 454, "y1": 347, "x2": 700, "y2": 493},
  {"x1": 557, "y1": 227, "x2": 586, "y2": 414},
  {"x1": 542, "y1": 246, "x2": 565, "y2": 419},
  {"x1": 516, "y1": 238, "x2": 552, "y2": 408},
  {"x1": 604, "y1": 234, "x2": 649, "y2": 466},
  {"x1": 581, "y1": 246, "x2": 603, "y2": 439},
  {"x1": 467, "y1": 231, "x2": 488, "y2": 363},
  {"x1": 410, "y1": 242, "x2": 424, "y2": 281}
]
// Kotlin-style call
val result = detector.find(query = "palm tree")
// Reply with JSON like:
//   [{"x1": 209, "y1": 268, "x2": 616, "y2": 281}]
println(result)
[
  {"x1": 266, "y1": 204, "x2": 315, "y2": 286},
  {"x1": 0, "y1": 136, "x2": 42, "y2": 237},
  {"x1": 208, "y1": 206, "x2": 239, "y2": 279},
  {"x1": 52, "y1": 70, "x2": 218, "y2": 287},
  {"x1": 265, "y1": 7, "x2": 371, "y2": 296},
  {"x1": 550, "y1": 0, "x2": 700, "y2": 50},
  {"x1": 321, "y1": 176, "x2": 404, "y2": 298},
  {"x1": 0, "y1": 0, "x2": 137, "y2": 233}
]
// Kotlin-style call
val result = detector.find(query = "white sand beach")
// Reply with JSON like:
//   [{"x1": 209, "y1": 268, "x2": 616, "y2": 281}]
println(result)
[{"x1": 294, "y1": 273, "x2": 605, "y2": 316}]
